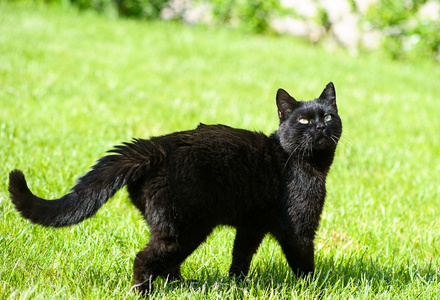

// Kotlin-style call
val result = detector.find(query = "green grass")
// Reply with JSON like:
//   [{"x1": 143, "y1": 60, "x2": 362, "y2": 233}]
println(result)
[{"x1": 1, "y1": 1, "x2": 439, "y2": 299}]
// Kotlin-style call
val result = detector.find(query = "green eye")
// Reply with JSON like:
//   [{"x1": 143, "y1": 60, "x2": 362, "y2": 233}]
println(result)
[
  {"x1": 298, "y1": 118, "x2": 309, "y2": 124},
  {"x1": 324, "y1": 114, "x2": 332, "y2": 122}
]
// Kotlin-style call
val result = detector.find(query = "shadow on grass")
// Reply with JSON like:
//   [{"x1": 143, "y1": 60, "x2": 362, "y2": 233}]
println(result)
[{"x1": 147, "y1": 252, "x2": 439, "y2": 298}]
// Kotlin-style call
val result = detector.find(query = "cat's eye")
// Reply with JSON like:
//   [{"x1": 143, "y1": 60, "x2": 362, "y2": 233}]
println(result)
[
  {"x1": 298, "y1": 118, "x2": 309, "y2": 124},
  {"x1": 324, "y1": 114, "x2": 332, "y2": 122}
]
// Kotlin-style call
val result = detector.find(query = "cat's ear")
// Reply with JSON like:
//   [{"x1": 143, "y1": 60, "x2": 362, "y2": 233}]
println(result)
[
  {"x1": 319, "y1": 82, "x2": 337, "y2": 109},
  {"x1": 276, "y1": 89, "x2": 298, "y2": 122}
]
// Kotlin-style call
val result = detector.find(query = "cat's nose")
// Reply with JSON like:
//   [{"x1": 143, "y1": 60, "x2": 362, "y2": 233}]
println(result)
[{"x1": 316, "y1": 122, "x2": 326, "y2": 131}]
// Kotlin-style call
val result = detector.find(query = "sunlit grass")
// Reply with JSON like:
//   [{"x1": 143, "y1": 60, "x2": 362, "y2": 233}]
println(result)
[{"x1": 1, "y1": 1, "x2": 439, "y2": 299}]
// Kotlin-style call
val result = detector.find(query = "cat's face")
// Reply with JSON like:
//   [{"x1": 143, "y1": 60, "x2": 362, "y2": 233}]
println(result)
[{"x1": 276, "y1": 82, "x2": 342, "y2": 156}]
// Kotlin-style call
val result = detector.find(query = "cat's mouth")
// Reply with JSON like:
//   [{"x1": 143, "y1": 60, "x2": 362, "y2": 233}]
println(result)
[{"x1": 314, "y1": 135, "x2": 332, "y2": 149}]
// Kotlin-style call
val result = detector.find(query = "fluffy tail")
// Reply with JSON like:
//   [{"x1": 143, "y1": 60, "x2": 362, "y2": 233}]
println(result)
[{"x1": 9, "y1": 139, "x2": 152, "y2": 227}]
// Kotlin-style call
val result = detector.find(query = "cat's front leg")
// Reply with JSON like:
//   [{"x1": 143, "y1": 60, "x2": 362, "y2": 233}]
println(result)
[
  {"x1": 276, "y1": 234, "x2": 315, "y2": 277},
  {"x1": 229, "y1": 228, "x2": 265, "y2": 278}
]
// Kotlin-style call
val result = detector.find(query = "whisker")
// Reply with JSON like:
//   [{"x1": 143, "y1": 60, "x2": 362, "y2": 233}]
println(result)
[{"x1": 283, "y1": 151, "x2": 295, "y2": 171}]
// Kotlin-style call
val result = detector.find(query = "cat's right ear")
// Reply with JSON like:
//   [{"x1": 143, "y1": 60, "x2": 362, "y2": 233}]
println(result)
[{"x1": 276, "y1": 89, "x2": 298, "y2": 122}]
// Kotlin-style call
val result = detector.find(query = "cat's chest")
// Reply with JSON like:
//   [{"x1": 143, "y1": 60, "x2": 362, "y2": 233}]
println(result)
[
  {"x1": 278, "y1": 166, "x2": 327, "y2": 230},
  {"x1": 284, "y1": 165, "x2": 326, "y2": 203}
]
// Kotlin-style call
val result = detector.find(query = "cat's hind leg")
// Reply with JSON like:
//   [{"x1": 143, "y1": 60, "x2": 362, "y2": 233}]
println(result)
[
  {"x1": 132, "y1": 229, "x2": 211, "y2": 295},
  {"x1": 229, "y1": 228, "x2": 265, "y2": 278}
]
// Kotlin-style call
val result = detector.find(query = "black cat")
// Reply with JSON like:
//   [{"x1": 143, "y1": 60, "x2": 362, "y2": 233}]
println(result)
[{"x1": 9, "y1": 82, "x2": 342, "y2": 295}]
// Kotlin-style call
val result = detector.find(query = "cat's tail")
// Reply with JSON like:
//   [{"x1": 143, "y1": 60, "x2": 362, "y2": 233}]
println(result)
[{"x1": 9, "y1": 139, "x2": 155, "y2": 227}]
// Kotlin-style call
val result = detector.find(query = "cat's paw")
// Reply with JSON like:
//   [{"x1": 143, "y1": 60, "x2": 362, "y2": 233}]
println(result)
[{"x1": 229, "y1": 271, "x2": 248, "y2": 282}]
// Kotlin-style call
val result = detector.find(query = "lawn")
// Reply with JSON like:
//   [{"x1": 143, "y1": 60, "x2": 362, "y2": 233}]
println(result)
[{"x1": 1, "y1": 1, "x2": 439, "y2": 299}]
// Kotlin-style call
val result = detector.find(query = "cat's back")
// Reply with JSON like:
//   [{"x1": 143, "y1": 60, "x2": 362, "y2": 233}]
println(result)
[
  {"x1": 193, "y1": 123, "x2": 269, "y2": 148},
  {"x1": 149, "y1": 123, "x2": 274, "y2": 154},
  {"x1": 149, "y1": 123, "x2": 282, "y2": 187},
  {"x1": 184, "y1": 123, "x2": 281, "y2": 162}
]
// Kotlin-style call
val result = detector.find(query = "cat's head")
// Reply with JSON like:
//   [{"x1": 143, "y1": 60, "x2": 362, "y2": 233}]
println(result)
[{"x1": 275, "y1": 82, "x2": 342, "y2": 157}]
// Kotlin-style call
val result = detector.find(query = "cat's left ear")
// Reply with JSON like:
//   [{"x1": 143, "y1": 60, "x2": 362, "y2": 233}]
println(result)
[
  {"x1": 276, "y1": 88, "x2": 299, "y2": 122},
  {"x1": 319, "y1": 82, "x2": 337, "y2": 110}
]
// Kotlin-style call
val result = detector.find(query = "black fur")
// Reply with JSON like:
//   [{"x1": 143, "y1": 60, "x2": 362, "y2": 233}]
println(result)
[{"x1": 9, "y1": 82, "x2": 342, "y2": 295}]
